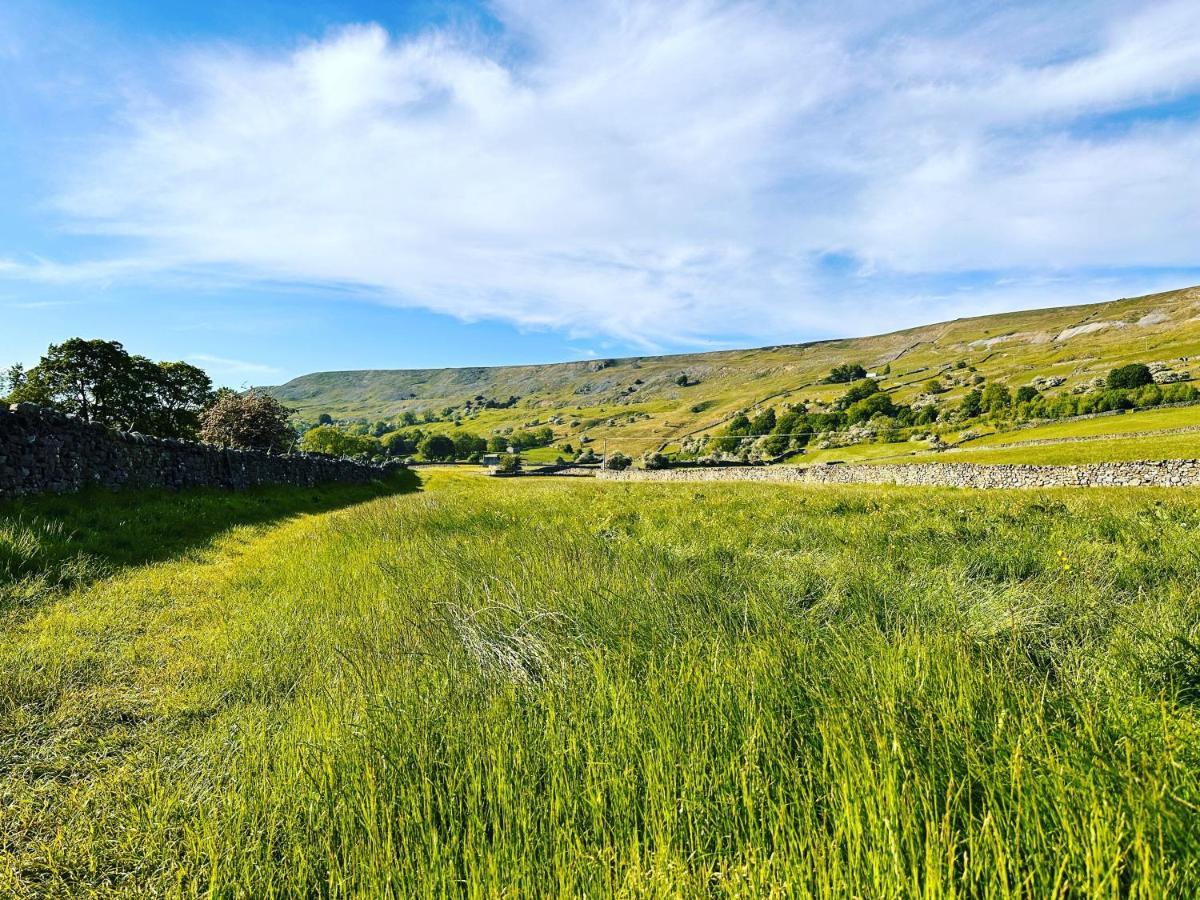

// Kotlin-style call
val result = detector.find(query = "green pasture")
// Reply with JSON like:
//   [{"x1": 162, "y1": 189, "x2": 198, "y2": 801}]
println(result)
[{"x1": 3, "y1": 471, "x2": 1200, "y2": 896}]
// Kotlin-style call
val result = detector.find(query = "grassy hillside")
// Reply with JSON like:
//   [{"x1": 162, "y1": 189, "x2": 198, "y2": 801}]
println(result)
[
  {"x1": 4, "y1": 471, "x2": 1200, "y2": 894},
  {"x1": 266, "y1": 285, "x2": 1200, "y2": 454}
]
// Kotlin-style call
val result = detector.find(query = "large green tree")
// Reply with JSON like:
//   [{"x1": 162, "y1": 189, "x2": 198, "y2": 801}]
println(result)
[{"x1": 4, "y1": 339, "x2": 212, "y2": 438}]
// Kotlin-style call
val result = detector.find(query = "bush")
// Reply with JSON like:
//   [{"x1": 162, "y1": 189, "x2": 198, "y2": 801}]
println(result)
[
  {"x1": 199, "y1": 390, "x2": 294, "y2": 452},
  {"x1": 495, "y1": 454, "x2": 521, "y2": 474},
  {"x1": 1107, "y1": 363, "x2": 1153, "y2": 390},
  {"x1": 1015, "y1": 385, "x2": 1039, "y2": 403},
  {"x1": 575, "y1": 448, "x2": 599, "y2": 464},
  {"x1": 602, "y1": 452, "x2": 631, "y2": 471},
  {"x1": 641, "y1": 452, "x2": 670, "y2": 470}
]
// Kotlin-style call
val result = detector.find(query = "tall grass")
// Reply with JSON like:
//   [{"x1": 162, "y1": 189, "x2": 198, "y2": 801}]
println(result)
[{"x1": 2, "y1": 472, "x2": 1199, "y2": 896}]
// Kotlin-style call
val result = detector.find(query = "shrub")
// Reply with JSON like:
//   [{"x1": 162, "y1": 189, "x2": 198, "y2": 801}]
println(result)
[
  {"x1": 575, "y1": 448, "x2": 599, "y2": 464},
  {"x1": 602, "y1": 452, "x2": 632, "y2": 471},
  {"x1": 1015, "y1": 385, "x2": 1040, "y2": 403},
  {"x1": 641, "y1": 452, "x2": 670, "y2": 470},
  {"x1": 495, "y1": 454, "x2": 521, "y2": 474},
  {"x1": 1107, "y1": 363, "x2": 1153, "y2": 390},
  {"x1": 199, "y1": 390, "x2": 294, "y2": 452}
]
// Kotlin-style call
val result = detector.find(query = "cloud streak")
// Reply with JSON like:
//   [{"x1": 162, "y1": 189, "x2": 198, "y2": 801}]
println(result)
[{"x1": 19, "y1": 0, "x2": 1200, "y2": 342}]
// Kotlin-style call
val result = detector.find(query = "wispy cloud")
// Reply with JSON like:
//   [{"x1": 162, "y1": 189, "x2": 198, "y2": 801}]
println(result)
[
  {"x1": 11, "y1": 0, "x2": 1200, "y2": 341},
  {"x1": 187, "y1": 353, "x2": 283, "y2": 378}
]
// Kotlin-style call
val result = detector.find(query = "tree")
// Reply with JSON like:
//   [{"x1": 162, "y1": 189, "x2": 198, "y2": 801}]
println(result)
[
  {"x1": 487, "y1": 435, "x2": 509, "y2": 453},
  {"x1": 836, "y1": 379, "x2": 880, "y2": 410},
  {"x1": 1015, "y1": 385, "x2": 1040, "y2": 404},
  {"x1": 958, "y1": 389, "x2": 983, "y2": 419},
  {"x1": 298, "y1": 425, "x2": 380, "y2": 458},
  {"x1": 924, "y1": 378, "x2": 946, "y2": 395},
  {"x1": 980, "y1": 383, "x2": 1012, "y2": 414},
  {"x1": 15, "y1": 339, "x2": 140, "y2": 426},
  {"x1": 749, "y1": 408, "x2": 776, "y2": 435},
  {"x1": 418, "y1": 434, "x2": 456, "y2": 461},
  {"x1": 1107, "y1": 363, "x2": 1153, "y2": 390},
  {"x1": 495, "y1": 453, "x2": 521, "y2": 473},
  {"x1": 451, "y1": 430, "x2": 486, "y2": 459},
  {"x1": 381, "y1": 431, "x2": 416, "y2": 457},
  {"x1": 317, "y1": 413, "x2": 334, "y2": 426},
  {"x1": 845, "y1": 392, "x2": 895, "y2": 424},
  {"x1": 675, "y1": 374, "x2": 689, "y2": 387},
  {"x1": 825, "y1": 363, "x2": 866, "y2": 384},
  {"x1": 199, "y1": 390, "x2": 294, "y2": 452},
  {"x1": 137, "y1": 360, "x2": 213, "y2": 438},
  {"x1": 5, "y1": 339, "x2": 213, "y2": 438}
]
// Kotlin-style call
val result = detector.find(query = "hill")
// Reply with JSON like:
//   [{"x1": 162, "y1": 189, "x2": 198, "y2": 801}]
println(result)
[{"x1": 265, "y1": 285, "x2": 1200, "y2": 455}]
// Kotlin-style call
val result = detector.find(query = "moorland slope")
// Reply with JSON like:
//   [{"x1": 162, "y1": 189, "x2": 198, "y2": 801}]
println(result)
[{"x1": 266, "y1": 285, "x2": 1200, "y2": 454}]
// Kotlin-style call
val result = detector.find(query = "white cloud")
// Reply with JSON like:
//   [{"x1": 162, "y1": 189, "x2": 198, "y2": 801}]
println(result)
[
  {"x1": 24, "y1": 0, "x2": 1200, "y2": 341},
  {"x1": 187, "y1": 353, "x2": 282, "y2": 378}
]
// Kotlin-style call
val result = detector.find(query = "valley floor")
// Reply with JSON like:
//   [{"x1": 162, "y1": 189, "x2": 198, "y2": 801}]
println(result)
[{"x1": 3, "y1": 472, "x2": 1200, "y2": 896}]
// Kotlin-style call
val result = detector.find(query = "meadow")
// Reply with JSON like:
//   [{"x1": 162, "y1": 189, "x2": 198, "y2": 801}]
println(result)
[{"x1": 3, "y1": 470, "x2": 1200, "y2": 896}]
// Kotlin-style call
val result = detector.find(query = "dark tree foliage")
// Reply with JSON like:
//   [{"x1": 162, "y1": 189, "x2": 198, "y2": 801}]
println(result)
[
  {"x1": 825, "y1": 363, "x2": 867, "y2": 384},
  {"x1": 1015, "y1": 385, "x2": 1040, "y2": 404},
  {"x1": 958, "y1": 389, "x2": 983, "y2": 419},
  {"x1": 835, "y1": 379, "x2": 880, "y2": 410},
  {"x1": 5, "y1": 338, "x2": 213, "y2": 438},
  {"x1": 418, "y1": 434, "x2": 456, "y2": 461},
  {"x1": 1107, "y1": 364, "x2": 1153, "y2": 390}
]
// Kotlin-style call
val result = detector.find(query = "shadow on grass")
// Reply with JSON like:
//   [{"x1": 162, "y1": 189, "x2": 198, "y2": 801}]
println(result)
[{"x1": 0, "y1": 468, "x2": 421, "y2": 604}]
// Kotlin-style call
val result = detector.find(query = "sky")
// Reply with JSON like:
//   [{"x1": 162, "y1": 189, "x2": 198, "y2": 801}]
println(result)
[{"x1": 1, "y1": 0, "x2": 1199, "y2": 387}]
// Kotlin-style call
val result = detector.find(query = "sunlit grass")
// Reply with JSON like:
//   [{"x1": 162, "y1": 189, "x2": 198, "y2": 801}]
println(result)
[{"x1": 3, "y1": 471, "x2": 1200, "y2": 895}]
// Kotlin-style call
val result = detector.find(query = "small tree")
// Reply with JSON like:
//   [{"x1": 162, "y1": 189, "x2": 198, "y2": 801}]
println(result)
[
  {"x1": 675, "y1": 374, "x2": 689, "y2": 387},
  {"x1": 602, "y1": 452, "x2": 631, "y2": 470},
  {"x1": 495, "y1": 453, "x2": 521, "y2": 474},
  {"x1": 199, "y1": 390, "x2": 294, "y2": 452},
  {"x1": 980, "y1": 383, "x2": 1012, "y2": 415},
  {"x1": 1015, "y1": 385, "x2": 1040, "y2": 404},
  {"x1": 641, "y1": 452, "x2": 670, "y2": 470},
  {"x1": 418, "y1": 434, "x2": 456, "y2": 461},
  {"x1": 958, "y1": 389, "x2": 983, "y2": 420},
  {"x1": 1107, "y1": 363, "x2": 1153, "y2": 390}
]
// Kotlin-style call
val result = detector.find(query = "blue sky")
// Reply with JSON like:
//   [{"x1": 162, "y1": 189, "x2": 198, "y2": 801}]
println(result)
[{"x1": 2, "y1": 0, "x2": 1199, "y2": 387}]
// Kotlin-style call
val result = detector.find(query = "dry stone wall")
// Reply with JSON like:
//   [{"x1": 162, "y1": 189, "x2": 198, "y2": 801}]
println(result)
[
  {"x1": 0, "y1": 402, "x2": 404, "y2": 498},
  {"x1": 597, "y1": 460, "x2": 1200, "y2": 489}
]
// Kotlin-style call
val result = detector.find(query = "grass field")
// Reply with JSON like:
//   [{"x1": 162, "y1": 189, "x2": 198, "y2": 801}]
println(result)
[{"x1": 4, "y1": 472, "x2": 1200, "y2": 896}]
